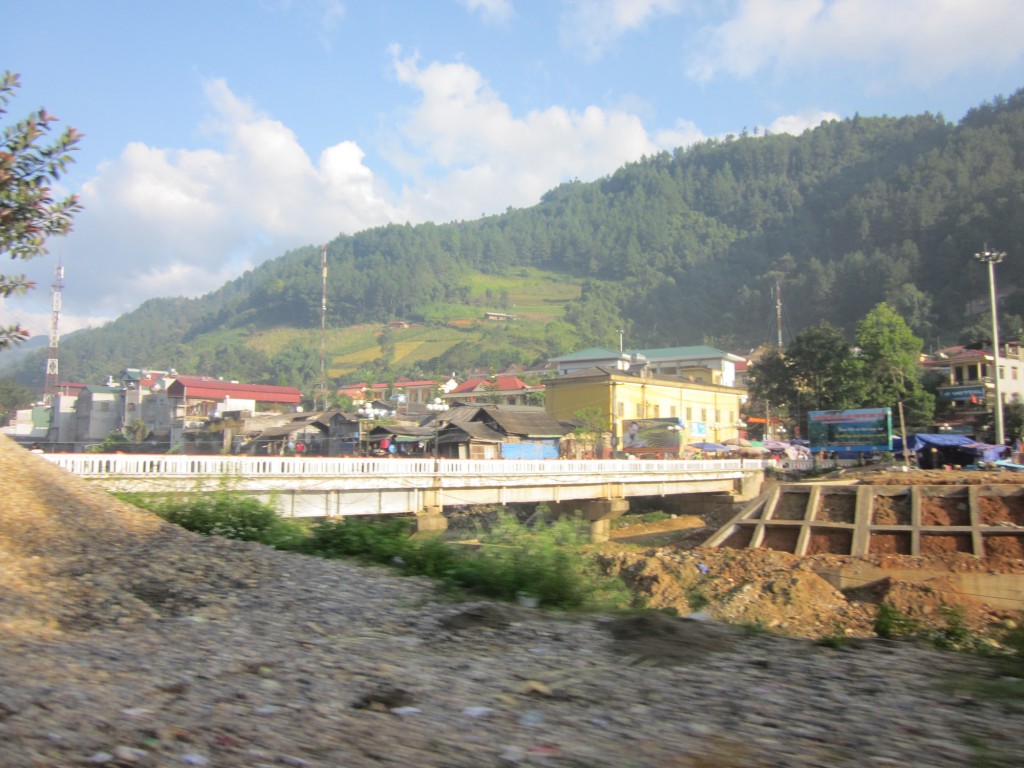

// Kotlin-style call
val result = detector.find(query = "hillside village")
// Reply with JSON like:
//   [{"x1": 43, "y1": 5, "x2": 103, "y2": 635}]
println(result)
[
  {"x1": 5, "y1": 334, "x2": 1023, "y2": 462},
  {"x1": 4, "y1": 344, "x2": 751, "y2": 459}
]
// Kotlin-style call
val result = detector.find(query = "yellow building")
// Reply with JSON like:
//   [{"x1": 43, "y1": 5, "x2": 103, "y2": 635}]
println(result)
[{"x1": 545, "y1": 366, "x2": 748, "y2": 456}]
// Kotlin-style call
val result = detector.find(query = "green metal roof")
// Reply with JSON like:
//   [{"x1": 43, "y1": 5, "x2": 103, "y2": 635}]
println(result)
[
  {"x1": 549, "y1": 347, "x2": 620, "y2": 361},
  {"x1": 635, "y1": 345, "x2": 730, "y2": 359}
]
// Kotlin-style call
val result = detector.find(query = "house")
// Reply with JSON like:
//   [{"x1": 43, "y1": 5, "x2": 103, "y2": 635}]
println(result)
[
  {"x1": 363, "y1": 423, "x2": 437, "y2": 457},
  {"x1": 2, "y1": 404, "x2": 52, "y2": 442},
  {"x1": 234, "y1": 412, "x2": 332, "y2": 456},
  {"x1": 73, "y1": 385, "x2": 123, "y2": 446},
  {"x1": 430, "y1": 403, "x2": 567, "y2": 459},
  {"x1": 166, "y1": 377, "x2": 302, "y2": 445},
  {"x1": 443, "y1": 375, "x2": 540, "y2": 407},
  {"x1": 544, "y1": 365, "x2": 748, "y2": 457},
  {"x1": 923, "y1": 342, "x2": 1024, "y2": 437}
]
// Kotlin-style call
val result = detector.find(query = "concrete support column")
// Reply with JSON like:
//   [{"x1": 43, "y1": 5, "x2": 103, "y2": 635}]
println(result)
[
  {"x1": 548, "y1": 497, "x2": 629, "y2": 543},
  {"x1": 414, "y1": 504, "x2": 448, "y2": 537},
  {"x1": 415, "y1": 482, "x2": 447, "y2": 537},
  {"x1": 735, "y1": 471, "x2": 764, "y2": 501}
]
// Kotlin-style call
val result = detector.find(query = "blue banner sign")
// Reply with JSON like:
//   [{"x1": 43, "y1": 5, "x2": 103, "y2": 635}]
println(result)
[
  {"x1": 938, "y1": 385, "x2": 986, "y2": 401},
  {"x1": 808, "y1": 407, "x2": 892, "y2": 452}
]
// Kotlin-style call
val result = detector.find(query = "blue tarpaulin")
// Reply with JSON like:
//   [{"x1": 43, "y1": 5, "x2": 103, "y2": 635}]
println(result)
[{"x1": 894, "y1": 433, "x2": 1009, "y2": 463}]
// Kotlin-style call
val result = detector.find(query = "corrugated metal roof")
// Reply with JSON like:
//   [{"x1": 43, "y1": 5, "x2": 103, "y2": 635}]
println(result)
[
  {"x1": 439, "y1": 422, "x2": 505, "y2": 443},
  {"x1": 167, "y1": 379, "x2": 302, "y2": 403},
  {"x1": 477, "y1": 407, "x2": 566, "y2": 438}
]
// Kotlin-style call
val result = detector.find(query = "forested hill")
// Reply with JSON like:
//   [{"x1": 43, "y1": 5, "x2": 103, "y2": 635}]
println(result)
[{"x1": 8, "y1": 88, "x2": 1024, "y2": 388}]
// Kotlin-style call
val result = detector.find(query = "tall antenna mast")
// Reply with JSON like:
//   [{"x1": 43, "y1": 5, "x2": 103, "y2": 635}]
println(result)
[
  {"x1": 317, "y1": 244, "x2": 328, "y2": 411},
  {"x1": 44, "y1": 257, "x2": 64, "y2": 403}
]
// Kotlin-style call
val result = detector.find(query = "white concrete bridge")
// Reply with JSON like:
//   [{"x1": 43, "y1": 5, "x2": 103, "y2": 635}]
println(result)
[{"x1": 45, "y1": 453, "x2": 769, "y2": 538}]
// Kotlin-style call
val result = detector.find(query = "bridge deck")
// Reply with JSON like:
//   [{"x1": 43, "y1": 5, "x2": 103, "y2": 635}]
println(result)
[{"x1": 44, "y1": 454, "x2": 772, "y2": 518}]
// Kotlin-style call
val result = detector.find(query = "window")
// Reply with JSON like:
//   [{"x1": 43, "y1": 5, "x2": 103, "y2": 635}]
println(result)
[
  {"x1": 670, "y1": 406, "x2": 677, "y2": 418},
  {"x1": 617, "y1": 402, "x2": 624, "y2": 417},
  {"x1": 686, "y1": 407, "x2": 692, "y2": 421},
  {"x1": 635, "y1": 404, "x2": 643, "y2": 418},
  {"x1": 652, "y1": 404, "x2": 660, "y2": 418}
]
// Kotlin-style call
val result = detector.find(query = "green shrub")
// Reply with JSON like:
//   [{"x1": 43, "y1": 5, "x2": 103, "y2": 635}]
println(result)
[
  {"x1": 875, "y1": 602, "x2": 919, "y2": 639},
  {"x1": 302, "y1": 510, "x2": 633, "y2": 611},
  {"x1": 301, "y1": 515, "x2": 415, "y2": 562},
  {"x1": 923, "y1": 606, "x2": 975, "y2": 651},
  {"x1": 119, "y1": 488, "x2": 306, "y2": 549}
]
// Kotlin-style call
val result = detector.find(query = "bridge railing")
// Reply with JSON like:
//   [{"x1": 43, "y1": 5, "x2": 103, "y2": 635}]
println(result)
[{"x1": 44, "y1": 453, "x2": 768, "y2": 478}]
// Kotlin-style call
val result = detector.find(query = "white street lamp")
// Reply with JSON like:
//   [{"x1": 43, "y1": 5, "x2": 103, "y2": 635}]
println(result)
[
  {"x1": 355, "y1": 405, "x2": 392, "y2": 455},
  {"x1": 975, "y1": 247, "x2": 1007, "y2": 446}
]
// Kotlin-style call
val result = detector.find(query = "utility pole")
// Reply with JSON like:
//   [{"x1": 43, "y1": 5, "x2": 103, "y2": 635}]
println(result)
[{"x1": 975, "y1": 247, "x2": 1006, "y2": 445}]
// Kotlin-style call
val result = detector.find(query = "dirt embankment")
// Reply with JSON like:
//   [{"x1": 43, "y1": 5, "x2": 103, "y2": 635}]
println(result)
[{"x1": 604, "y1": 467, "x2": 1024, "y2": 643}]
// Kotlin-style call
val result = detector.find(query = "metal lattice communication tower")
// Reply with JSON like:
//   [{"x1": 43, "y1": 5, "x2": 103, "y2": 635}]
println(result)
[{"x1": 44, "y1": 258, "x2": 64, "y2": 403}]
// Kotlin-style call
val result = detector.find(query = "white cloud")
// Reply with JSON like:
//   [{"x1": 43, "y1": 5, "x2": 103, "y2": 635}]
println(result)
[
  {"x1": 653, "y1": 119, "x2": 707, "y2": 150},
  {"x1": 20, "y1": 49, "x2": 738, "y2": 337},
  {"x1": 37, "y1": 78, "x2": 394, "y2": 329},
  {"x1": 457, "y1": 0, "x2": 515, "y2": 24},
  {"x1": 560, "y1": 0, "x2": 683, "y2": 60},
  {"x1": 387, "y1": 48, "x2": 672, "y2": 221},
  {"x1": 767, "y1": 109, "x2": 841, "y2": 135},
  {"x1": 688, "y1": 0, "x2": 1024, "y2": 86}
]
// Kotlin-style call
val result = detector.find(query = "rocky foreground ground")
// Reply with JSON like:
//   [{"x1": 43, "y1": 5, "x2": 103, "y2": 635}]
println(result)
[{"x1": 2, "y1": 439, "x2": 1024, "y2": 767}]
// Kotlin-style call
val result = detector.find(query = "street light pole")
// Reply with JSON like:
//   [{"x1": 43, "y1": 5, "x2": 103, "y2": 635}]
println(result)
[{"x1": 975, "y1": 247, "x2": 1007, "y2": 446}]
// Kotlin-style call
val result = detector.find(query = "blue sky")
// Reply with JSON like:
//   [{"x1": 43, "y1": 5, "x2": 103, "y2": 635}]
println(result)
[{"x1": 4, "y1": 0, "x2": 1024, "y2": 339}]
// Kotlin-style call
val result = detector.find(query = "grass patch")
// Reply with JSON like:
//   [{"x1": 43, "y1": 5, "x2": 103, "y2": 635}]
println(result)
[
  {"x1": 303, "y1": 511, "x2": 633, "y2": 610},
  {"x1": 128, "y1": 491, "x2": 634, "y2": 612}
]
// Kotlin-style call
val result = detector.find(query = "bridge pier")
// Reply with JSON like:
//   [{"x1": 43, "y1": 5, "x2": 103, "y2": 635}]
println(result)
[
  {"x1": 414, "y1": 485, "x2": 449, "y2": 537},
  {"x1": 547, "y1": 497, "x2": 630, "y2": 544}
]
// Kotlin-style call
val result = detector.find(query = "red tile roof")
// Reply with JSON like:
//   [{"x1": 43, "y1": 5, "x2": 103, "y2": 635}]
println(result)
[{"x1": 451, "y1": 375, "x2": 532, "y2": 393}]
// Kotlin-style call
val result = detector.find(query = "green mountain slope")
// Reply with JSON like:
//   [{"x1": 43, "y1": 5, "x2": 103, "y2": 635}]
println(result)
[{"x1": 6, "y1": 88, "x2": 1024, "y2": 391}]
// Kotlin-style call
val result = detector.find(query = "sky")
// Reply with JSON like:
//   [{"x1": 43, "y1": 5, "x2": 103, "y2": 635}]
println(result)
[{"x1": 4, "y1": 0, "x2": 1024, "y2": 340}]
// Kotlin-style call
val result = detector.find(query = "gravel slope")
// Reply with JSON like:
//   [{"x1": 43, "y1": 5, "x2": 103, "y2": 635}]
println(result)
[{"x1": 2, "y1": 436, "x2": 1023, "y2": 767}]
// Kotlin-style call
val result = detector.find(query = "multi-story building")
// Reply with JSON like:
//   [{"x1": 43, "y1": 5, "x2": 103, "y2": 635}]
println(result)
[
  {"x1": 924, "y1": 343, "x2": 1024, "y2": 436},
  {"x1": 73, "y1": 384, "x2": 123, "y2": 447},
  {"x1": 29, "y1": 369, "x2": 303, "y2": 451},
  {"x1": 544, "y1": 364, "x2": 748, "y2": 457},
  {"x1": 549, "y1": 345, "x2": 745, "y2": 387}
]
